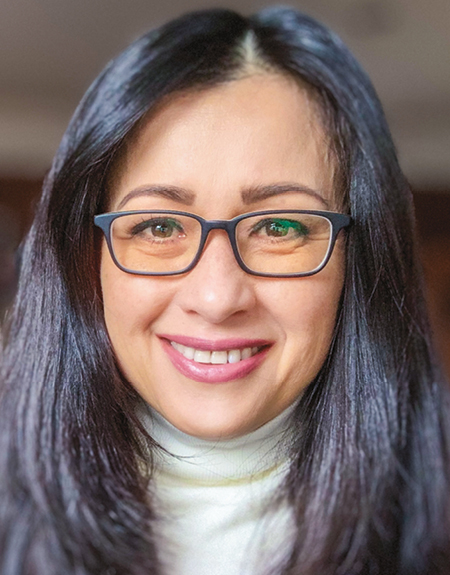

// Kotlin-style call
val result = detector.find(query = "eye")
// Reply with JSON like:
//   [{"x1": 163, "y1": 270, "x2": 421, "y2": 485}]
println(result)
[
  {"x1": 131, "y1": 217, "x2": 184, "y2": 239},
  {"x1": 251, "y1": 218, "x2": 309, "y2": 238}
]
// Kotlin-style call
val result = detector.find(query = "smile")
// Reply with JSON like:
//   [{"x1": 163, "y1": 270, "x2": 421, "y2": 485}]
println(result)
[
  {"x1": 169, "y1": 341, "x2": 261, "y2": 364},
  {"x1": 159, "y1": 335, "x2": 271, "y2": 383}
]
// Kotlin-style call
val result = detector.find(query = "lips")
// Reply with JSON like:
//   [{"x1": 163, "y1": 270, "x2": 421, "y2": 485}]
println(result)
[{"x1": 158, "y1": 335, "x2": 272, "y2": 383}]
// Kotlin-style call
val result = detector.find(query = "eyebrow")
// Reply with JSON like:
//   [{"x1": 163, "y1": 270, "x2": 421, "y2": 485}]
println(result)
[
  {"x1": 241, "y1": 183, "x2": 330, "y2": 209},
  {"x1": 116, "y1": 185, "x2": 195, "y2": 210},
  {"x1": 115, "y1": 182, "x2": 330, "y2": 211}
]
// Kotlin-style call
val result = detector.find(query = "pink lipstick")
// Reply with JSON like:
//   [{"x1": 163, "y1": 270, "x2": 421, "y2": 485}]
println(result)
[{"x1": 158, "y1": 335, "x2": 271, "y2": 383}]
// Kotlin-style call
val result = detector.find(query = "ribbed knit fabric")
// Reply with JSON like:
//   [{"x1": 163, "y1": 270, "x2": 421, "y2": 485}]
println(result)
[{"x1": 141, "y1": 404, "x2": 297, "y2": 575}]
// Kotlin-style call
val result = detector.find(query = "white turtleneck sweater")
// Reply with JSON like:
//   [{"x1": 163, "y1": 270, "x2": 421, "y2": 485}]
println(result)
[{"x1": 142, "y1": 405, "x2": 297, "y2": 575}]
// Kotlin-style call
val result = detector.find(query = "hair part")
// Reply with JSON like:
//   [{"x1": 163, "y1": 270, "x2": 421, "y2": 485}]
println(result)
[{"x1": 232, "y1": 29, "x2": 278, "y2": 76}]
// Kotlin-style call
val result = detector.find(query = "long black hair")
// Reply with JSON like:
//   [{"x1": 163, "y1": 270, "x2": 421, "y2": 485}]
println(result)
[{"x1": 1, "y1": 8, "x2": 448, "y2": 575}]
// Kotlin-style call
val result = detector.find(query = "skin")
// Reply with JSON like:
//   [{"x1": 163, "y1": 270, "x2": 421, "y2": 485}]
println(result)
[{"x1": 101, "y1": 73, "x2": 345, "y2": 439}]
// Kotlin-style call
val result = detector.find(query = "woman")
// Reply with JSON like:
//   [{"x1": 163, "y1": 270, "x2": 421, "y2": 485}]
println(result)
[{"x1": 0, "y1": 7, "x2": 449, "y2": 575}]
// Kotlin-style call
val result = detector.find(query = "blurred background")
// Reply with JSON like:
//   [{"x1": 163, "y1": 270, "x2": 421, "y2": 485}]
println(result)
[{"x1": 0, "y1": 0, "x2": 449, "y2": 375}]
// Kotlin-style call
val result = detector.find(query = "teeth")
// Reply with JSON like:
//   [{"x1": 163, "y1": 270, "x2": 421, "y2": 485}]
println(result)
[
  {"x1": 170, "y1": 342, "x2": 260, "y2": 364},
  {"x1": 194, "y1": 350, "x2": 211, "y2": 363},
  {"x1": 211, "y1": 351, "x2": 228, "y2": 364},
  {"x1": 241, "y1": 347, "x2": 252, "y2": 360},
  {"x1": 228, "y1": 349, "x2": 241, "y2": 363},
  {"x1": 184, "y1": 346, "x2": 195, "y2": 360}
]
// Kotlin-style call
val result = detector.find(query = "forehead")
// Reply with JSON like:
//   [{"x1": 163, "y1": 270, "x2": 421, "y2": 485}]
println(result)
[{"x1": 108, "y1": 74, "x2": 336, "y2": 212}]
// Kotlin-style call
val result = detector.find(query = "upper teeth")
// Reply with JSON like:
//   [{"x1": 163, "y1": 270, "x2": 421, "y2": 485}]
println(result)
[{"x1": 170, "y1": 342, "x2": 259, "y2": 364}]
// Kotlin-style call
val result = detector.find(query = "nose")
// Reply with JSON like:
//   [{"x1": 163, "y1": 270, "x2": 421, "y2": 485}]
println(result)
[{"x1": 175, "y1": 230, "x2": 257, "y2": 324}]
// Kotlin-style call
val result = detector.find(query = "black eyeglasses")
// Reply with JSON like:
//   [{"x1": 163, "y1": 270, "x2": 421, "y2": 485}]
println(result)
[{"x1": 94, "y1": 209, "x2": 351, "y2": 278}]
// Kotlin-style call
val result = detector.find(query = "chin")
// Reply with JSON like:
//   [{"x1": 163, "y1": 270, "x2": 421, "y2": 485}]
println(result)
[{"x1": 163, "y1": 409, "x2": 261, "y2": 440}]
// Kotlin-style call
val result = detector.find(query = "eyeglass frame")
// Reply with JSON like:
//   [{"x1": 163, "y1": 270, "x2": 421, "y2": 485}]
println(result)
[{"x1": 94, "y1": 209, "x2": 352, "y2": 278}]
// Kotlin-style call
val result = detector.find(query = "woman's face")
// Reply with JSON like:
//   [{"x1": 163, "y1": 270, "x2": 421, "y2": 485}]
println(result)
[{"x1": 101, "y1": 74, "x2": 345, "y2": 439}]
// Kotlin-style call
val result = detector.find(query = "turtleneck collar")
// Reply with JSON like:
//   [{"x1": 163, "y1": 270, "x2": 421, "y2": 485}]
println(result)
[{"x1": 140, "y1": 402, "x2": 297, "y2": 485}]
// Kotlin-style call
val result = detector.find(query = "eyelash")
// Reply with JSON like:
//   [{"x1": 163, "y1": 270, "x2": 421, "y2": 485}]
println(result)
[
  {"x1": 249, "y1": 218, "x2": 309, "y2": 238},
  {"x1": 130, "y1": 217, "x2": 184, "y2": 239}
]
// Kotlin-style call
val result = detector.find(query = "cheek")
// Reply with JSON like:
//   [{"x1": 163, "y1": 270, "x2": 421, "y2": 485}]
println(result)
[
  {"x1": 280, "y1": 281, "x2": 341, "y2": 346},
  {"x1": 266, "y1": 255, "x2": 344, "y2": 382},
  {"x1": 274, "y1": 252, "x2": 343, "y2": 330},
  {"x1": 100, "y1": 251, "x2": 173, "y2": 364}
]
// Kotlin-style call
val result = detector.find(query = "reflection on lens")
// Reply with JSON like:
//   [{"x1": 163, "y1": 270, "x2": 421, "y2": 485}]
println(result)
[{"x1": 236, "y1": 213, "x2": 331, "y2": 274}]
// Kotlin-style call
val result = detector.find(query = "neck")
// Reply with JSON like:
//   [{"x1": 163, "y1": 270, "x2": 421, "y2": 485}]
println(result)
[{"x1": 140, "y1": 402, "x2": 297, "y2": 485}]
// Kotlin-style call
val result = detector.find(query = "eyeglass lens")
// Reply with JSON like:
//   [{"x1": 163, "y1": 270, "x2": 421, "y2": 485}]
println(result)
[{"x1": 110, "y1": 212, "x2": 333, "y2": 275}]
